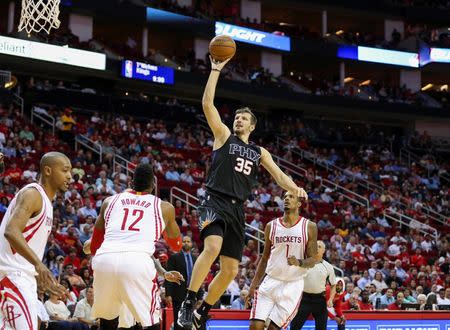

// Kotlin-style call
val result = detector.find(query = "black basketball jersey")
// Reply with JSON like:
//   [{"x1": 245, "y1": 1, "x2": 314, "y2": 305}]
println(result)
[{"x1": 206, "y1": 134, "x2": 261, "y2": 202}]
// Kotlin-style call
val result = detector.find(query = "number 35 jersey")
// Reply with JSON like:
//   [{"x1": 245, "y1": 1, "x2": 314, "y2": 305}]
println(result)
[
  {"x1": 206, "y1": 134, "x2": 261, "y2": 202},
  {"x1": 95, "y1": 191, "x2": 165, "y2": 256}
]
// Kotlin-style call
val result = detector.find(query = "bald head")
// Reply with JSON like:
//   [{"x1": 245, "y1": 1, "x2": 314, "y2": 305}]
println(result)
[{"x1": 40, "y1": 152, "x2": 70, "y2": 172}]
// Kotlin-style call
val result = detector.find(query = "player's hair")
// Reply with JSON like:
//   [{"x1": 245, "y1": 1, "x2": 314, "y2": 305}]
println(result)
[
  {"x1": 235, "y1": 107, "x2": 257, "y2": 126},
  {"x1": 132, "y1": 163, "x2": 154, "y2": 192}
]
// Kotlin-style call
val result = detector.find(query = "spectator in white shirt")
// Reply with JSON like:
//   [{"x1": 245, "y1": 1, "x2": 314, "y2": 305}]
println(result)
[
  {"x1": 390, "y1": 231, "x2": 407, "y2": 244},
  {"x1": 371, "y1": 271, "x2": 388, "y2": 291},
  {"x1": 346, "y1": 236, "x2": 357, "y2": 253},
  {"x1": 44, "y1": 293, "x2": 75, "y2": 322},
  {"x1": 357, "y1": 270, "x2": 371, "y2": 290},
  {"x1": 74, "y1": 286, "x2": 99, "y2": 328},
  {"x1": 249, "y1": 213, "x2": 263, "y2": 234},
  {"x1": 421, "y1": 235, "x2": 433, "y2": 252},
  {"x1": 258, "y1": 188, "x2": 271, "y2": 205},
  {"x1": 22, "y1": 163, "x2": 38, "y2": 181},
  {"x1": 197, "y1": 183, "x2": 206, "y2": 201},
  {"x1": 368, "y1": 261, "x2": 379, "y2": 280},
  {"x1": 387, "y1": 243, "x2": 400, "y2": 257},
  {"x1": 437, "y1": 288, "x2": 450, "y2": 305}
]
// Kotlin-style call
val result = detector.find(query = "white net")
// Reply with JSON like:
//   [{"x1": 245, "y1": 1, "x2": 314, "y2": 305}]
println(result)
[{"x1": 18, "y1": 0, "x2": 61, "y2": 35}]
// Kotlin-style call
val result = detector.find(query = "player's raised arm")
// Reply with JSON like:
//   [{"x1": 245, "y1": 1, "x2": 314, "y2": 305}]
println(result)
[
  {"x1": 161, "y1": 201, "x2": 182, "y2": 252},
  {"x1": 201, "y1": 57, "x2": 231, "y2": 145},
  {"x1": 246, "y1": 222, "x2": 272, "y2": 307},
  {"x1": 287, "y1": 221, "x2": 319, "y2": 268},
  {"x1": 90, "y1": 197, "x2": 111, "y2": 255},
  {"x1": 260, "y1": 147, "x2": 308, "y2": 199}
]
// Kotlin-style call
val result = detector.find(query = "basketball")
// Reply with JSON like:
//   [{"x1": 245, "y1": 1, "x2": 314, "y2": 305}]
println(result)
[{"x1": 209, "y1": 35, "x2": 236, "y2": 62}]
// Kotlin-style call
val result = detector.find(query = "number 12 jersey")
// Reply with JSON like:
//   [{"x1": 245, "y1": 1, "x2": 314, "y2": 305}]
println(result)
[{"x1": 95, "y1": 191, "x2": 165, "y2": 256}]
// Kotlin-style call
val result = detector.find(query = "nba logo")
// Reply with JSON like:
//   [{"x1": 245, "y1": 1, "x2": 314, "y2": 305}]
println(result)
[{"x1": 124, "y1": 60, "x2": 133, "y2": 78}]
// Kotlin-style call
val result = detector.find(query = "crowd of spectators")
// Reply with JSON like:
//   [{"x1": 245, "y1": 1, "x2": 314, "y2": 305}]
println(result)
[{"x1": 1, "y1": 83, "x2": 449, "y2": 323}]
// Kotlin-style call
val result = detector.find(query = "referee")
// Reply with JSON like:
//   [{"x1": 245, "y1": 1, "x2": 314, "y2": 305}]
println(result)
[{"x1": 290, "y1": 241, "x2": 337, "y2": 330}]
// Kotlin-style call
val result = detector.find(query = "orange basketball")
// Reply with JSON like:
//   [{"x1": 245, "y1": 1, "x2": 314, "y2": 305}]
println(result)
[{"x1": 209, "y1": 35, "x2": 236, "y2": 62}]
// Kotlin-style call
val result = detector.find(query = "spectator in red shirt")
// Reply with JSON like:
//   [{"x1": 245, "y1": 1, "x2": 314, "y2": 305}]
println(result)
[
  {"x1": 3, "y1": 162, "x2": 23, "y2": 183},
  {"x1": 359, "y1": 291, "x2": 374, "y2": 310},
  {"x1": 387, "y1": 292, "x2": 404, "y2": 310},
  {"x1": 63, "y1": 247, "x2": 81, "y2": 271},
  {"x1": 327, "y1": 278, "x2": 346, "y2": 330},
  {"x1": 410, "y1": 248, "x2": 427, "y2": 267}
]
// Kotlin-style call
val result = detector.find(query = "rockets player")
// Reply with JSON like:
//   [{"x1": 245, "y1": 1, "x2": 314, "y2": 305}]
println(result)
[
  {"x1": 327, "y1": 278, "x2": 346, "y2": 330},
  {"x1": 246, "y1": 191, "x2": 319, "y2": 330},
  {"x1": 0, "y1": 152, "x2": 72, "y2": 330},
  {"x1": 89, "y1": 163, "x2": 182, "y2": 329}
]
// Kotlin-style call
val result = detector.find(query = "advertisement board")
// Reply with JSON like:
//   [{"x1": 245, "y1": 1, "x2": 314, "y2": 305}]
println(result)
[
  {"x1": 215, "y1": 21, "x2": 291, "y2": 51},
  {"x1": 0, "y1": 36, "x2": 106, "y2": 70}
]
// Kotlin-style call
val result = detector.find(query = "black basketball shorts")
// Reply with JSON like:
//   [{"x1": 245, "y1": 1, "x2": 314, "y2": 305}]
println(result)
[{"x1": 197, "y1": 191, "x2": 246, "y2": 261}]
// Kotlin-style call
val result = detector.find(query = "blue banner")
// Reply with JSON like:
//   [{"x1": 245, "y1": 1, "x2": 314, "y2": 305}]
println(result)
[
  {"x1": 121, "y1": 60, "x2": 174, "y2": 85},
  {"x1": 215, "y1": 21, "x2": 291, "y2": 51},
  {"x1": 207, "y1": 319, "x2": 450, "y2": 330},
  {"x1": 337, "y1": 45, "x2": 419, "y2": 68}
]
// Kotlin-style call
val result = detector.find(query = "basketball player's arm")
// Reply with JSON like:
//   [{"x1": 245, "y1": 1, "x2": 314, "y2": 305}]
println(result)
[
  {"x1": 202, "y1": 61, "x2": 231, "y2": 147},
  {"x1": 152, "y1": 256, "x2": 184, "y2": 285},
  {"x1": 246, "y1": 222, "x2": 272, "y2": 307},
  {"x1": 287, "y1": 221, "x2": 319, "y2": 268},
  {"x1": 260, "y1": 147, "x2": 308, "y2": 200},
  {"x1": 90, "y1": 198, "x2": 111, "y2": 255},
  {"x1": 161, "y1": 201, "x2": 182, "y2": 252},
  {"x1": 4, "y1": 189, "x2": 66, "y2": 296}
]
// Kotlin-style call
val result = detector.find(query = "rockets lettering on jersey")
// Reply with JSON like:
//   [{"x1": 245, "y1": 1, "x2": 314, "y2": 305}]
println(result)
[{"x1": 265, "y1": 217, "x2": 310, "y2": 282}]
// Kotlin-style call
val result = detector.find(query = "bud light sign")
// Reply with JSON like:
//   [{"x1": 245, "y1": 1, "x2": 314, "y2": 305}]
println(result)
[{"x1": 215, "y1": 22, "x2": 291, "y2": 51}]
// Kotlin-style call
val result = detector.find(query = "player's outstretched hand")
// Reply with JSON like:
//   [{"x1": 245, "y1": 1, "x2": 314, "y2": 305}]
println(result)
[
  {"x1": 287, "y1": 255, "x2": 300, "y2": 266},
  {"x1": 164, "y1": 271, "x2": 185, "y2": 285},
  {"x1": 245, "y1": 286, "x2": 255, "y2": 309},
  {"x1": 35, "y1": 262, "x2": 68, "y2": 298},
  {"x1": 209, "y1": 56, "x2": 231, "y2": 72},
  {"x1": 297, "y1": 187, "x2": 308, "y2": 201}
]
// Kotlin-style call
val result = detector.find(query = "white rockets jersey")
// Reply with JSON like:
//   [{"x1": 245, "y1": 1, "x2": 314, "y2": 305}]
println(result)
[
  {"x1": 95, "y1": 191, "x2": 165, "y2": 256},
  {"x1": 265, "y1": 217, "x2": 310, "y2": 282},
  {"x1": 0, "y1": 183, "x2": 53, "y2": 276}
]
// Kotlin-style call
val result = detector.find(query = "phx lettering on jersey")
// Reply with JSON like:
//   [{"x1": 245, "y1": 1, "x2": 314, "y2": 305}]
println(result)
[
  {"x1": 229, "y1": 144, "x2": 261, "y2": 163},
  {"x1": 121, "y1": 198, "x2": 151, "y2": 208},
  {"x1": 275, "y1": 236, "x2": 303, "y2": 244}
]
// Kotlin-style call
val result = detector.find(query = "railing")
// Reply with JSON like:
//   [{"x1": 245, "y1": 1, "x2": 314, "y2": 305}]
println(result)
[
  {"x1": 75, "y1": 135, "x2": 103, "y2": 162},
  {"x1": 0, "y1": 70, "x2": 11, "y2": 88},
  {"x1": 383, "y1": 211, "x2": 438, "y2": 241},
  {"x1": 272, "y1": 154, "x2": 370, "y2": 214},
  {"x1": 276, "y1": 137, "x2": 447, "y2": 227},
  {"x1": 399, "y1": 148, "x2": 422, "y2": 169},
  {"x1": 31, "y1": 106, "x2": 56, "y2": 135},
  {"x1": 276, "y1": 136, "x2": 382, "y2": 193}
]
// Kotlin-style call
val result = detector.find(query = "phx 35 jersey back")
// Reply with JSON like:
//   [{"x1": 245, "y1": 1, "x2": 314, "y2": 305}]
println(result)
[{"x1": 206, "y1": 135, "x2": 261, "y2": 202}]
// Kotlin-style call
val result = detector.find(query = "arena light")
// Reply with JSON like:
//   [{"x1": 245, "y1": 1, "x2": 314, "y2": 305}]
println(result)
[
  {"x1": 0, "y1": 35, "x2": 106, "y2": 70},
  {"x1": 421, "y1": 84, "x2": 433, "y2": 91},
  {"x1": 335, "y1": 30, "x2": 344, "y2": 35},
  {"x1": 359, "y1": 80, "x2": 371, "y2": 86},
  {"x1": 440, "y1": 84, "x2": 448, "y2": 91},
  {"x1": 343, "y1": 77, "x2": 354, "y2": 83}
]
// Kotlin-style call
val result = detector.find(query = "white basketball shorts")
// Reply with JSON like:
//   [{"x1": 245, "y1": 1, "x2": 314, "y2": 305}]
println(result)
[
  {"x1": 0, "y1": 272, "x2": 38, "y2": 330},
  {"x1": 91, "y1": 252, "x2": 160, "y2": 327},
  {"x1": 250, "y1": 275, "x2": 304, "y2": 328}
]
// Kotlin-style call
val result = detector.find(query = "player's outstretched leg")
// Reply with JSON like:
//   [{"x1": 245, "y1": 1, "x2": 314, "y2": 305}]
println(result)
[
  {"x1": 192, "y1": 255, "x2": 239, "y2": 330},
  {"x1": 177, "y1": 234, "x2": 223, "y2": 329}
]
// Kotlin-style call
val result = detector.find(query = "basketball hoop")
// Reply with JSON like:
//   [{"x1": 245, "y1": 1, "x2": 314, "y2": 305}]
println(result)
[{"x1": 18, "y1": 0, "x2": 61, "y2": 35}]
